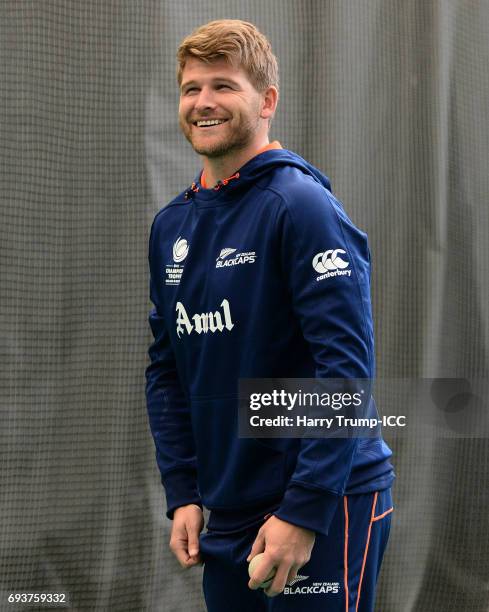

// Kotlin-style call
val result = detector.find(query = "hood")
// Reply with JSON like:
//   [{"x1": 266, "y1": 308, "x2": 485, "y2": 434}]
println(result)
[{"x1": 184, "y1": 148, "x2": 332, "y2": 201}]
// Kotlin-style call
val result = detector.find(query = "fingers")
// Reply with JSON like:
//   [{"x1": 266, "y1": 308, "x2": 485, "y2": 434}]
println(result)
[
  {"x1": 172, "y1": 545, "x2": 202, "y2": 568},
  {"x1": 263, "y1": 558, "x2": 295, "y2": 597},
  {"x1": 169, "y1": 507, "x2": 204, "y2": 569},
  {"x1": 285, "y1": 565, "x2": 300, "y2": 587},
  {"x1": 169, "y1": 527, "x2": 193, "y2": 568},
  {"x1": 248, "y1": 553, "x2": 276, "y2": 591},
  {"x1": 246, "y1": 529, "x2": 265, "y2": 563},
  {"x1": 248, "y1": 557, "x2": 304, "y2": 596},
  {"x1": 184, "y1": 553, "x2": 203, "y2": 568},
  {"x1": 187, "y1": 521, "x2": 201, "y2": 559}
]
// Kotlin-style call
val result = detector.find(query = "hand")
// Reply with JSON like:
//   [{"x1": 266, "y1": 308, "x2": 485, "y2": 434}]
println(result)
[
  {"x1": 247, "y1": 516, "x2": 315, "y2": 597},
  {"x1": 169, "y1": 504, "x2": 204, "y2": 568}
]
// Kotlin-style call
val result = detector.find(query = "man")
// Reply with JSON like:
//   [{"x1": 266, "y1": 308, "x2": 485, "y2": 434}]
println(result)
[{"x1": 145, "y1": 19, "x2": 395, "y2": 611}]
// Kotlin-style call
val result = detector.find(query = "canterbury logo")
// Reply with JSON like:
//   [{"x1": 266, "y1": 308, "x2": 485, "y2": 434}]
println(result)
[
  {"x1": 173, "y1": 237, "x2": 189, "y2": 263},
  {"x1": 288, "y1": 575, "x2": 309, "y2": 586},
  {"x1": 312, "y1": 249, "x2": 349, "y2": 273}
]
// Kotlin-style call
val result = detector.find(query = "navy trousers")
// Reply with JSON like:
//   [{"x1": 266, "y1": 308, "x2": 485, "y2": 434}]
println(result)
[{"x1": 199, "y1": 489, "x2": 393, "y2": 611}]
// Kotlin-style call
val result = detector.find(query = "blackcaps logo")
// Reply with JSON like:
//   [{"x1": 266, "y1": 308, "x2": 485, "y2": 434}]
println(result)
[
  {"x1": 284, "y1": 580, "x2": 340, "y2": 596},
  {"x1": 216, "y1": 246, "x2": 256, "y2": 268},
  {"x1": 173, "y1": 237, "x2": 189, "y2": 263}
]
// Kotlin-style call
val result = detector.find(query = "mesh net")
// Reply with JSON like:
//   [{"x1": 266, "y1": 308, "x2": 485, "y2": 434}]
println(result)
[{"x1": 1, "y1": 1, "x2": 488, "y2": 610}]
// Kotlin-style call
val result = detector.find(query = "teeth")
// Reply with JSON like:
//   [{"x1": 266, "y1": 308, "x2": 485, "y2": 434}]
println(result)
[{"x1": 196, "y1": 119, "x2": 225, "y2": 127}]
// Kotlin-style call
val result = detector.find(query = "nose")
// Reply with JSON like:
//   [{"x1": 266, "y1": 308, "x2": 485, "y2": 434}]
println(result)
[{"x1": 194, "y1": 85, "x2": 217, "y2": 113}]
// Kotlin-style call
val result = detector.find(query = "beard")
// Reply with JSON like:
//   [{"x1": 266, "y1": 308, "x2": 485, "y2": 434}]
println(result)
[{"x1": 179, "y1": 106, "x2": 261, "y2": 159}]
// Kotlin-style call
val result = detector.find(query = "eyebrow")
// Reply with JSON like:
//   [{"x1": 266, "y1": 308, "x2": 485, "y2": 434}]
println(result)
[{"x1": 180, "y1": 77, "x2": 240, "y2": 91}]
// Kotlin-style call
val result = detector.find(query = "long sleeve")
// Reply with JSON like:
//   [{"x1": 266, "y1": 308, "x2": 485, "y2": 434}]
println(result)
[
  {"x1": 271, "y1": 180, "x2": 374, "y2": 535},
  {"x1": 145, "y1": 222, "x2": 201, "y2": 519}
]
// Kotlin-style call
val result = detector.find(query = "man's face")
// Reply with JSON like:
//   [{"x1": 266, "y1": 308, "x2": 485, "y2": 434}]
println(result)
[{"x1": 178, "y1": 56, "x2": 266, "y2": 158}]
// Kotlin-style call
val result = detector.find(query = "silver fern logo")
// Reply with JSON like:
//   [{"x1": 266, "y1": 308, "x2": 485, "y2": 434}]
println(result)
[
  {"x1": 217, "y1": 248, "x2": 237, "y2": 261},
  {"x1": 288, "y1": 575, "x2": 309, "y2": 586}
]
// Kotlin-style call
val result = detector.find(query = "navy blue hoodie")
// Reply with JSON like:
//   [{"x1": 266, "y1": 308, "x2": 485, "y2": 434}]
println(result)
[{"x1": 145, "y1": 146, "x2": 394, "y2": 536}]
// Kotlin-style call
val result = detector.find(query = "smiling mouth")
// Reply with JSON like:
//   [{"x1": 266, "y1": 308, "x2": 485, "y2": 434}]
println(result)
[{"x1": 193, "y1": 119, "x2": 229, "y2": 128}]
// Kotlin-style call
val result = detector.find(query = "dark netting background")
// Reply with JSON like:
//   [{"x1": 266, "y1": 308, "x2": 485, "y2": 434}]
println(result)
[{"x1": 1, "y1": 1, "x2": 488, "y2": 610}]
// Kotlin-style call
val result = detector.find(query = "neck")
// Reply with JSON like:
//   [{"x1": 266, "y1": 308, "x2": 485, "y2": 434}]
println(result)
[{"x1": 201, "y1": 136, "x2": 270, "y2": 188}]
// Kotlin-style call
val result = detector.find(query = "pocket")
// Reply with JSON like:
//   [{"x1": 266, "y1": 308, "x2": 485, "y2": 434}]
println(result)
[
  {"x1": 371, "y1": 488, "x2": 394, "y2": 522},
  {"x1": 371, "y1": 489, "x2": 394, "y2": 566}
]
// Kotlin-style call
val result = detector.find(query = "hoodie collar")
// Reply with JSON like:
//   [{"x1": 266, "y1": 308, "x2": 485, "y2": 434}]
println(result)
[
  {"x1": 199, "y1": 141, "x2": 283, "y2": 190},
  {"x1": 184, "y1": 144, "x2": 331, "y2": 205}
]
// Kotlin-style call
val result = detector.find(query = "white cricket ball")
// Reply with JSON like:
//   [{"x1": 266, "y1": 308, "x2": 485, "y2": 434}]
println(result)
[{"x1": 248, "y1": 553, "x2": 276, "y2": 589}]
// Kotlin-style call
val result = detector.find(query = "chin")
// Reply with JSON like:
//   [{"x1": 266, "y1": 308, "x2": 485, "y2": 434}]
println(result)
[{"x1": 192, "y1": 139, "x2": 235, "y2": 158}]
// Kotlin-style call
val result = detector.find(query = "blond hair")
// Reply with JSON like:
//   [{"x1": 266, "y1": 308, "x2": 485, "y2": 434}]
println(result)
[{"x1": 177, "y1": 19, "x2": 279, "y2": 92}]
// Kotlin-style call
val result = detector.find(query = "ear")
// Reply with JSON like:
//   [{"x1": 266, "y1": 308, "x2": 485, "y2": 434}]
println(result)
[{"x1": 260, "y1": 86, "x2": 279, "y2": 121}]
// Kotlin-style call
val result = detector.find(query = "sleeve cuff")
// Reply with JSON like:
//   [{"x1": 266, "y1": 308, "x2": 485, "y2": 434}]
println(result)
[
  {"x1": 273, "y1": 483, "x2": 341, "y2": 536},
  {"x1": 162, "y1": 469, "x2": 202, "y2": 520}
]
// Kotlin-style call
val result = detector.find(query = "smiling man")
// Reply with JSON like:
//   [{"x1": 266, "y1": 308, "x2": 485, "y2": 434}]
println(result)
[
  {"x1": 145, "y1": 19, "x2": 395, "y2": 611},
  {"x1": 178, "y1": 56, "x2": 270, "y2": 165}
]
